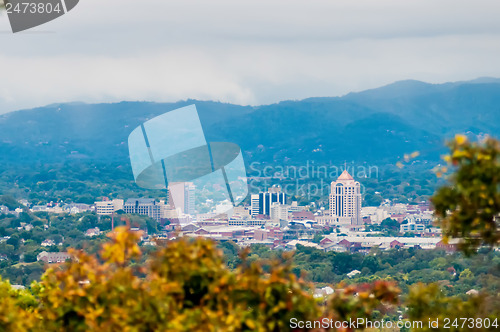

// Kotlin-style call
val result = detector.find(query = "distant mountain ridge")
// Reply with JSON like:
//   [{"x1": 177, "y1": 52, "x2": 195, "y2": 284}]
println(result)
[{"x1": 0, "y1": 78, "x2": 499, "y2": 167}]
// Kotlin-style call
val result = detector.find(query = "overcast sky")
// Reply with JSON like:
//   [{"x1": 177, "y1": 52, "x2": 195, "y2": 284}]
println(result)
[{"x1": 0, "y1": 0, "x2": 500, "y2": 114}]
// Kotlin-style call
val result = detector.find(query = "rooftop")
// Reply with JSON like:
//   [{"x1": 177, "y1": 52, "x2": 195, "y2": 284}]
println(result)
[{"x1": 337, "y1": 170, "x2": 354, "y2": 181}]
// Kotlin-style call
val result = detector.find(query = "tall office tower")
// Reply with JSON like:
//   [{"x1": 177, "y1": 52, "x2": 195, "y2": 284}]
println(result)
[
  {"x1": 259, "y1": 185, "x2": 287, "y2": 216},
  {"x1": 250, "y1": 194, "x2": 260, "y2": 216},
  {"x1": 184, "y1": 182, "x2": 196, "y2": 215},
  {"x1": 329, "y1": 170, "x2": 362, "y2": 225},
  {"x1": 168, "y1": 182, "x2": 196, "y2": 215}
]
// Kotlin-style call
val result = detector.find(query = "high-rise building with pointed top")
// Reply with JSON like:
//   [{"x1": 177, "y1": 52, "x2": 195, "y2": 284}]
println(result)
[{"x1": 329, "y1": 170, "x2": 362, "y2": 225}]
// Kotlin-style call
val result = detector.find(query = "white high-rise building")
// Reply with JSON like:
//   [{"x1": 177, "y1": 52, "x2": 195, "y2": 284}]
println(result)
[
  {"x1": 329, "y1": 170, "x2": 362, "y2": 225},
  {"x1": 250, "y1": 194, "x2": 260, "y2": 216},
  {"x1": 270, "y1": 202, "x2": 289, "y2": 221},
  {"x1": 168, "y1": 182, "x2": 196, "y2": 215},
  {"x1": 185, "y1": 183, "x2": 196, "y2": 215}
]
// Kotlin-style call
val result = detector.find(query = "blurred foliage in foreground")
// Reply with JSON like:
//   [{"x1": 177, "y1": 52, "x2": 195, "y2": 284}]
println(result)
[
  {"x1": 1, "y1": 136, "x2": 500, "y2": 331},
  {"x1": 1, "y1": 226, "x2": 499, "y2": 331},
  {"x1": 2, "y1": 227, "x2": 319, "y2": 331},
  {"x1": 433, "y1": 135, "x2": 500, "y2": 254}
]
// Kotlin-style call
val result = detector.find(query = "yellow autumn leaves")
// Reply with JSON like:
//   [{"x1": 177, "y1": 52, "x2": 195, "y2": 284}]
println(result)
[
  {"x1": 1, "y1": 224, "x2": 499, "y2": 331},
  {"x1": 433, "y1": 135, "x2": 500, "y2": 254}
]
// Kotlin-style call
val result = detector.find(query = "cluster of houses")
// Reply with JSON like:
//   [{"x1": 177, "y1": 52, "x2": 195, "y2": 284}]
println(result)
[
  {"x1": 30, "y1": 203, "x2": 94, "y2": 214},
  {"x1": 0, "y1": 205, "x2": 23, "y2": 217},
  {"x1": 152, "y1": 219, "x2": 459, "y2": 253},
  {"x1": 2, "y1": 191, "x2": 463, "y2": 267},
  {"x1": 36, "y1": 251, "x2": 71, "y2": 263}
]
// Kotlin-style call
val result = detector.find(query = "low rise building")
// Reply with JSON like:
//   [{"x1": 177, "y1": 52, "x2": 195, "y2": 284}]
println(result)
[
  {"x1": 400, "y1": 222, "x2": 425, "y2": 233},
  {"x1": 41, "y1": 239, "x2": 55, "y2": 247},
  {"x1": 64, "y1": 203, "x2": 93, "y2": 214},
  {"x1": 285, "y1": 240, "x2": 323, "y2": 251},
  {"x1": 361, "y1": 206, "x2": 390, "y2": 224},
  {"x1": 124, "y1": 198, "x2": 163, "y2": 221},
  {"x1": 288, "y1": 201, "x2": 305, "y2": 212},
  {"x1": 347, "y1": 270, "x2": 361, "y2": 278},
  {"x1": 37, "y1": 251, "x2": 71, "y2": 263},
  {"x1": 0, "y1": 205, "x2": 9, "y2": 214},
  {"x1": 291, "y1": 211, "x2": 315, "y2": 221},
  {"x1": 228, "y1": 219, "x2": 267, "y2": 226},
  {"x1": 436, "y1": 239, "x2": 461, "y2": 253},
  {"x1": 85, "y1": 227, "x2": 101, "y2": 237},
  {"x1": 405, "y1": 212, "x2": 434, "y2": 226},
  {"x1": 320, "y1": 234, "x2": 442, "y2": 251},
  {"x1": 95, "y1": 199, "x2": 124, "y2": 216}
]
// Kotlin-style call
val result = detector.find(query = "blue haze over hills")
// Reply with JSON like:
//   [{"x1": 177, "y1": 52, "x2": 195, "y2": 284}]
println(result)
[{"x1": 0, "y1": 78, "x2": 499, "y2": 167}]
